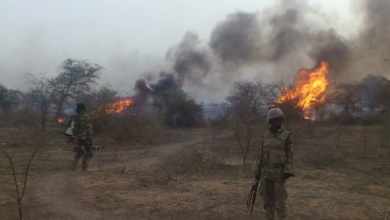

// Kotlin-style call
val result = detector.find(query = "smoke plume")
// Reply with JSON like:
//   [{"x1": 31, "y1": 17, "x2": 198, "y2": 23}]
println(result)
[
  {"x1": 136, "y1": 0, "x2": 390, "y2": 101},
  {"x1": 355, "y1": 0, "x2": 390, "y2": 75},
  {"x1": 149, "y1": 72, "x2": 179, "y2": 95},
  {"x1": 266, "y1": 8, "x2": 304, "y2": 62},
  {"x1": 134, "y1": 79, "x2": 151, "y2": 96},
  {"x1": 209, "y1": 12, "x2": 261, "y2": 65},
  {"x1": 166, "y1": 32, "x2": 211, "y2": 86},
  {"x1": 359, "y1": 0, "x2": 390, "y2": 49},
  {"x1": 309, "y1": 29, "x2": 352, "y2": 74}
]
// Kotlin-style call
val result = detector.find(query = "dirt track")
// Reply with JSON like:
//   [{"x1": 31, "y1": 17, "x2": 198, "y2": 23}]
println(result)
[
  {"x1": 2, "y1": 127, "x2": 389, "y2": 220},
  {"x1": 30, "y1": 133, "x2": 231, "y2": 220}
]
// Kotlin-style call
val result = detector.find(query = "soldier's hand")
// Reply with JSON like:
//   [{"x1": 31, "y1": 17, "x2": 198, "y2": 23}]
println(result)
[
  {"x1": 255, "y1": 171, "x2": 261, "y2": 182},
  {"x1": 255, "y1": 169, "x2": 261, "y2": 181},
  {"x1": 66, "y1": 136, "x2": 74, "y2": 143}
]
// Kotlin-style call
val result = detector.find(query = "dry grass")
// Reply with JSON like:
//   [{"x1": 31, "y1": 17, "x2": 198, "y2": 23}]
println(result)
[
  {"x1": 74, "y1": 125, "x2": 389, "y2": 220},
  {"x1": 0, "y1": 123, "x2": 389, "y2": 219}
]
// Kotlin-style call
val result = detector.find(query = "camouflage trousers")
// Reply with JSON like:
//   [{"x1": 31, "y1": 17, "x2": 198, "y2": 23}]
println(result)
[
  {"x1": 262, "y1": 178, "x2": 287, "y2": 220},
  {"x1": 72, "y1": 149, "x2": 93, "y2": 171}
]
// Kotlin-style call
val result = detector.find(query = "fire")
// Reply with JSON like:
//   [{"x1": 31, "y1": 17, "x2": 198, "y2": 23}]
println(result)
[
  {"x1": 57, "y1": 118, "x2": 65, "y2": 123},
  {"x1": 277, "y1": 62, "x2": 329, "y2": 120},
  {"x1": 105, "y1": 99, "x2": 134, "y2": 114},
  {"x1": 91, "y1": 98, "x2": 135, "y2": 117}
]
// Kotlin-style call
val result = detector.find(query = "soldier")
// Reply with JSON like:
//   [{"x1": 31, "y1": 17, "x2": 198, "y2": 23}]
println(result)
[
  {"x1": 255, "y1": 108, "x2": 294, "y2": 220},
  {"x1": 72, "y1": 103, "x2": 94, "y2": 171}
]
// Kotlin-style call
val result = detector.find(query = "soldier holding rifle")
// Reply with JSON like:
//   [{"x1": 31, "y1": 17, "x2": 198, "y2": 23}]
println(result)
[{"x1": 248, "y1": 108, "x2": 295, "y2": 220}]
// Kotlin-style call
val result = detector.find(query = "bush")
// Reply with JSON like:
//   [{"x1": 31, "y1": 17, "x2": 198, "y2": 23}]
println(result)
[
  {"x1": 137, "y1": 138, "x2": 233, "y2": 185},
  {"x1": 154, "y1": 89, "x2": 204, "y2": 128},
  {"x1": 92, "y1": 112, "x2": 165, "y2": 145},
  {"x1": 0, "y1": 107, "x2": 41, "y2": 128},
  {"x1": 301, "y1": 147, "x2": 346, "y2": 169}
]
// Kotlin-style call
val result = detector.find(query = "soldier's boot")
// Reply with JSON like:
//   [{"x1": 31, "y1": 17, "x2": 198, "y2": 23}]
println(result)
[
  {"x1": 274, "y1": 179, "x2": 287, "y2": 220},
  {"x1": 265, "y1": 206, "x2": 276, "y2": 220},
  {"x1": 72, "y1": 153, "x2": 82, "y2": 171},
  {"x1": 82, "y1": 157, "x2": 88, "y2": 171},
  {"x1": 81, "y1": 151, "x2": 92, "y2": 171}
]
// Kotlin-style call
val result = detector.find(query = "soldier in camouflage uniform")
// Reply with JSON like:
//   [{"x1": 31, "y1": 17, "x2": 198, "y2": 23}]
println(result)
[
  {"x1": 72, "y1": 103, "x2": 94, "y2": 171},
  {"x1": 255, "y1": 108, "x2": 294, "y2": 220}
]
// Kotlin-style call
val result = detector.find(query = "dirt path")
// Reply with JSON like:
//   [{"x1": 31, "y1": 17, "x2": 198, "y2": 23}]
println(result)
[
  {"x1": 30, "y1": 132, "x2": 232, "y2": 220},
  {"x1": 32, "y1": 172, "x2": 110, "y2": 220}
]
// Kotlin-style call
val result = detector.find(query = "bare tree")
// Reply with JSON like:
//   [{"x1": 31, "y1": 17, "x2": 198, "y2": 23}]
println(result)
[
  {"x1": 53, "y1": 59, "x2": 103, "y2": 119},
  {"x1": 228, "y1": 80, "x2": 270, "y2": 167},
  {"x1": 0, "y1": 145, "x2": 39, "y2": 220},
  {"x1": 208, "y1": 102, "x2": 231, "y2": 128},
  {"x1": 25, "y1": 73, "x2": 56, "y2": 131}
]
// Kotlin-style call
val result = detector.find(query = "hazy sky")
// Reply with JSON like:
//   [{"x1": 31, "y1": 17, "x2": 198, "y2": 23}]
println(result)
[{"x1": 0, "y1": 0, "x2": 354, "y2": 97}]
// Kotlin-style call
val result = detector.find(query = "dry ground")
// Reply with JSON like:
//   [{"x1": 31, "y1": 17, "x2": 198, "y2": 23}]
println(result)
[{"x1": 0, "y1": 125, "x2": 389, "y2": 220}]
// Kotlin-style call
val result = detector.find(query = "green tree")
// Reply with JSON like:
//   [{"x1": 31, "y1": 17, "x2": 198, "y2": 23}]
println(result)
[
  {"x1": 376, "y1": 80, "x2": 390, "y2": 114},
  {"x1": 331, "y1": 83, "x2": 361, "y2": 117},
  {"x1": 0, "y1": 84, "x2": 19, "y2": 114},
  {"x1": 161, "y1": 90, "x2": 203, "y2": 127}
]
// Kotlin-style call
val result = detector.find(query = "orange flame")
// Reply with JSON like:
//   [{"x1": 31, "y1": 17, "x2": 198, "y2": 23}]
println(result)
[
  {"x1": 277, "y1": 62, "x2": 329, "y2": 120},
  {"x1": 105, "y1": 99, "x2": 134, "y2": 114},
  {"x1": 57, "y1": 118, "x2": 65, "y2": 123},
  {"x1": 91, "y1": 98, "x2": 135, "y2": 117}
]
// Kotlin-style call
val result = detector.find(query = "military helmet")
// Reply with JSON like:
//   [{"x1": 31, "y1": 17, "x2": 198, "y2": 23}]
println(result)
[
  {"x1": 76, "y1": 102, "x2": 86, "y2": 113},
  {"x1": 267, "y1": 108, "x2": 284, "y2": 123}
]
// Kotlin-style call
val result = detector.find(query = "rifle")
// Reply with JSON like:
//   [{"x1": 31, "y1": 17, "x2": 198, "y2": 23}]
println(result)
[
  {"x1": 73, "y1": 145, "x2": 105, "y2": 152},
  {"x1": 247, "y1": 179, "x2": 259, "y2": 215},
  {"x1": 55, "y1": 130, "x2": 105, "y2": 151},
  {"x1": 56, "y1": 130, "x2": 76, "y2": 143},
  {"x1": 247, "y1": 141, "x2": 264, "y2": 215}
]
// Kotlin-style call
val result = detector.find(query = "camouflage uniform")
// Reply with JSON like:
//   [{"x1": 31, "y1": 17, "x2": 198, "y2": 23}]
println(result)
[
  {"x1": 259, "y1": 127, "x2": 294, "y2": 220},
  {"x1": 72, "y1": 111, "x2": 93, "y2": 171}
]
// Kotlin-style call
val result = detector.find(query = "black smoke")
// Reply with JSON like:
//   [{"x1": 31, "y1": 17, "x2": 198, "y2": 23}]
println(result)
[
  {"x1": 149, "y1": 72, "x2": 180, "y2": 95},
  {"x1": 267, "y1": 9, "x2": 303, "y2": 62},
  {"x1": 309, "y1": 29, "x2": 352, "y2": 73},
  {"x1": 134, "y1": 79, "x2": 151, "y2": 97},
  {"x1": 356, "y1": 0, "x2": 390, "y2": 74},
  {"x1": 166, "y1": 32, "x2": 211, "y2": 85},
  {"x1": 209, "y1": 12, "x2": 261, "y2": 65},
  {"x1": 136, "y1": 0, "x2": 390, "y2": 100},
  {"x1": 208, "y1": 3, "x2": 354, "y2": 77},
  {"x1": 359, "y1": 0, "x2": 390, "y2": 49}
]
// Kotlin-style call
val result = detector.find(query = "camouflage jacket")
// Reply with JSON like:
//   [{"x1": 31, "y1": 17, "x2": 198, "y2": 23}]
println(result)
[
  {"x1": 259, "y1": 127, "x2": 295, "y2": 180},
  {"x1": 73, "y1": 111, "x2": 93, "y2": 144}
]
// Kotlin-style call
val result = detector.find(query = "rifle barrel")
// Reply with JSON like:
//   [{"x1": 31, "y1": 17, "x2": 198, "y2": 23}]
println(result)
[{"x1": 247, "y1": 181, "x2": 259, "y2": 215}]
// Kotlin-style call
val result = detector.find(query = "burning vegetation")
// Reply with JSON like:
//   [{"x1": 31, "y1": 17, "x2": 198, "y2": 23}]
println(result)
[
  {"x1": 277, "y1": 62, "x2": 329, "y2": 120},
  {"x1": 0, "y1": 0, "x2": 388, "y2": 130},
  {"x1": 93, "y1": 98, "x2": 135, "y2": 116}
]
